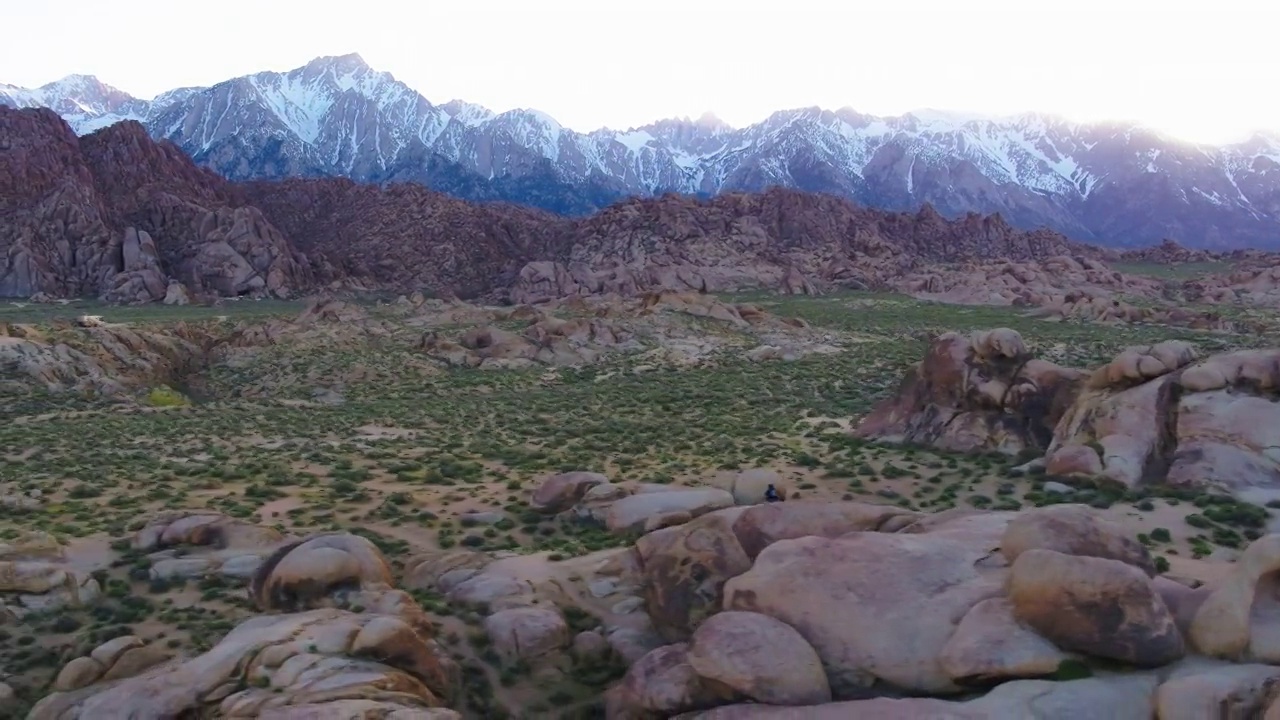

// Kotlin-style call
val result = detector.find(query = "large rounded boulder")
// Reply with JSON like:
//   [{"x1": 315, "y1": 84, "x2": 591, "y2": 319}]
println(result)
[
  {"x1": 721, "y1": 513, "x2": 1009, "y2": 696},
  {"x1": 1000, "y1": 504, "x2": 1156, "y2": 576},
  {"x1": 1008, "y1": 549, "x2": 1184, "y2": 666},
  {"x1": 686, "y1": 611, "x2": 830, "y2": 706},
  {"x1": 250, "y1": 533, "x2": 393, "y2": 611}
]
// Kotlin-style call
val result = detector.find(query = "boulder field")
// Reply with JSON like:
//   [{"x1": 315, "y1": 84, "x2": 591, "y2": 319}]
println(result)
[
  {"x1": 16, "y1": 472, "x2": 1280, "y2": 718},
  {"x1": 595, "y1": 501, "x2": 1280, "y2": 718},
  {"x1": 20, "y1": 518, "x2": 459, "y2": 719}
]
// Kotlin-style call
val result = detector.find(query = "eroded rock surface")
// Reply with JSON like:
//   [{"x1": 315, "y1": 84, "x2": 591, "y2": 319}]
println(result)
[
  {"x1": 859, "y1": 330, "x2": 1280, "y2": 500},
  {"x1": 722, "y1": 515, "x2": 1009, "y2": 695},
  {"x1": 853, "y1": 328, "x2": 1084, "y2": 455},
  {"x1": 484, "y1": 607, "x2": 570, "y2": 663},
  {"x1": 1050, "y1": 345, "x2": 1280, "y2": 494},
  {"x1": 0, "y1": 536, "x2": 101, "y2": 619},
  {"x1": 1, "y1": 109, "x2": 316, "y2": 301},
  {"x1": 1190, "y1": 534, "x2": 1280, "y2": 661},
  {"x1": 606, "y1": 489, "x2": 735, "y2": 535},
  {"x1": 604, "y1": 643, "x2": 728, "y2": 720},
  {"x1": 29, "y1": 609, "x2": 458, "y2": 719},
  {"x1": 635, "y1": 510, "x2": 754, "y2": 642},
  {"x1": 1008, "y1": 549, "x2": 1184, "y2": 666},
  {"x1": 531, "y1": 471, "x2": 609, "y2": 514},
  {"x1": 937, "y1": 597, "x2": 1071, "y2": 684}
]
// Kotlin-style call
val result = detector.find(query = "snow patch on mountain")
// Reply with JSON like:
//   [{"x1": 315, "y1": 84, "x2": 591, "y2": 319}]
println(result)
[{"x1": 615, "y1": 129, "x2": 655, "y2": 153}]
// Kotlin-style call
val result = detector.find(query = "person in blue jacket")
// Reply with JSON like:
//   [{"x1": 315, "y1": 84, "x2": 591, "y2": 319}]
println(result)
[{"x1": 764, "y1": 484, "x2": 783, "y2": 502}]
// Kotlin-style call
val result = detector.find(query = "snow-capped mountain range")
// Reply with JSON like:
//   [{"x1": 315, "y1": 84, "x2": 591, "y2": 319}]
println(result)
[{"x1": 4, "y1": 53, "x2": 1279, "y2": 248}]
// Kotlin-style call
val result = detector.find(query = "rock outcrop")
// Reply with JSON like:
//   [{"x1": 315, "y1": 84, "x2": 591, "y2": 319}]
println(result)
[
  {"x1": 1118, "y1": 239, "x2": 1221, "y2": 265},
  {"x1": 685, "y1": 611, "x2": 830, "y2": 706},
  {"x1": 1027, "y1": 289, "x2": 1249, "y2": 332},
  {"x1": 20, "y1": 475, "x2": 1280, "y2": 718},
  {"x1": 132, "y1": 511, "x2": 286, "y2": 583},
  {"x1": 1185, "y1": 257, "x2": 1280, "y2": 307},
  {"x1": 11, "y1": 106, "x2": 1280, "y2": 314},
  {"x1": 1190, "y1": 534, "x2": 1280, "y2": 662},
  {"x1": 633, "y1": 502, "x2": 921, "y2": 643},
  {"x1": 853, "y1": 328, "x2": 1084, "y2": 455},
  {"x1": 1000, "y1": 504, "x2": 1156, "y2": 575},
  {"x1": 249, "y1": 532, "x2": 394, "y2": 611},
  {"x1": 0, "y1": 319, "x2": 217, "y2": 398},
  {"x1": 1008, "y1": 549, "x2": 1185, "y2": 666},
  {"x1": 16, "y1": 106, "x2": 1277, "y2": 313},
  {"x1": 0, "y1": 536, "x2": 100, "y2": 620},
  {"x1": 1, "y1": 108, "x2": 316, "y2": 301},
  {"x1": 52, "y1": 636, "x2": 171, "y2": 692},
  {"x1": 858, "y1": 330, "x2": 1280, "y2": 499},
  {"x1": 722, "y1": 512, "x2": 1010, "y2": 696},
  {"x1": 894, "y1": 256, "x2": 1154, "y2": 308},
  {"x1": 1047, "y1": 345, "x2": 1280, "y2": 494},
  {"x1": 242, "y1": 176, "x2": 567, "y2": 299},
  {"x1": 29, "y1": 511, "x2": 461, "y2": 719},
  {"x1": 418, "y1": 314, "x2": 631, "y2": 369},
  {"x1": 531, "y1": 471, "x2": 610, "y2": 514},
  {"x1": 30, "y1": 609, "x2": 459, "y2": 719}
]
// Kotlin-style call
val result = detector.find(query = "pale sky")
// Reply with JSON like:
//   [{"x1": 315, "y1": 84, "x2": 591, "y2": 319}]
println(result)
[{"x1": 2, "y1": 0, "x2": 1276, "y2": 144}]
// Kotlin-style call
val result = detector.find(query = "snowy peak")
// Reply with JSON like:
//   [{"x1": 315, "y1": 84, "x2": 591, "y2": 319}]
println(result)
[
  {"x1": 694, "y1": 111, "x2": 729, "y2": 129},
  {"x1": 0, "y1": 74, "x2": 147, "y2": 133},
  {"x1": 484, "y1": 108, "x2": 567, "y2": 163},
  {"x1": 310, "y1": 53, "x2": 372, "y2": 73},
  {"x1": 1232, "y1": 133, "x2": 1280, "y2": 163},
  {"x1": 229, "y1": 53, "x2": 425, "y2": 144},
  {"x1": 441, "y1": 99, "x2": 495, "y2": 126},
  {"x1": 289, "y1": 53, "x2": 394, "y2": 97},
  {"x1": 498, "y1": 108, "x2": 562, "y2": 131},
  {"x1": 639, "y1": 113, "x2": 733, "y2": 146},
  {"x1": 0, "y1": 73, "x2": 135, "y2": 109}
]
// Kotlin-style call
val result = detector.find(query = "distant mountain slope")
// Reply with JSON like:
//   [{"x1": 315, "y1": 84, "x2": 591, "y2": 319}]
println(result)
[
  {"x1": 3, "y1": 107, "x2": 1117, "y2": 303},
  {"x1": 6, "y1": 54, "x2": 1279, "y2": 248}
]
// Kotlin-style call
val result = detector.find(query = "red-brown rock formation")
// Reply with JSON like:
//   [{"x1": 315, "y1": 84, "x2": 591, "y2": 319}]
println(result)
[
  {"x1": 852, "y1": 328, "x2": 1085, "y2": 455},
  {"x1": 1118, "y1": 239, "x2": 1221, "y2": 265},
  {"x1": 507, "y1": 193, "x2": 1100, "y2": 303},
  {"x1": 1, "y1": 108, "x2": 315, "y2": 301},
  {"x1": 239, "y1": 178, "x2": 568, "y2": 299}
]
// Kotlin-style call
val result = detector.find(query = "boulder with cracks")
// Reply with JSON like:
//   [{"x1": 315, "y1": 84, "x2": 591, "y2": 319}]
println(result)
[
  {"x1": 853, "y1": 328, "x2": 1084, "y2": 455},
  {"x1": 858, "y1": 329, "x2": 1280, "y2": 499}
]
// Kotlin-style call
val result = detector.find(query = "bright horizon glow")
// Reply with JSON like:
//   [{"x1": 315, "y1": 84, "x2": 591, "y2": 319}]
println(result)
[{"x1": 2, "y1": 0, "x2": 1276, "y2": 146}]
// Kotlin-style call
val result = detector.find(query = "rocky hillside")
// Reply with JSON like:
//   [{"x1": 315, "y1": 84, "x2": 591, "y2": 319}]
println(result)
[
  {"x1": 5, "y1": 105, "x2": 1122, "y2": 303},
  {"x1": 509, "y1": 191, "x2": 1096, "y2": 303},
  {"x1": 239, "y1": 178, "x2": 571, "y2": 298},
  {"x1": 0, "y1": 107, "x2": 316, "y2": 303},
  {"x1": 5, "y1": 54, "x2": 1280, "y2": 249}
]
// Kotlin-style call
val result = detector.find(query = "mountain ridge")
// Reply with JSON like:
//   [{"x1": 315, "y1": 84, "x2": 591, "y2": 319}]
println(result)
[
  {"x1": 5, "y1": 54, "x2": 1280, "y2": 249},
  {"x1": 3, "y1": 105, "x2": 1123, "y2": 305}
]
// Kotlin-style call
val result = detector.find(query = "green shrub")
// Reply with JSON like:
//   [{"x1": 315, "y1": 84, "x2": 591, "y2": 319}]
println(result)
[{"x1": 145, "y1": 385, "x2": 189, "y2": 407}]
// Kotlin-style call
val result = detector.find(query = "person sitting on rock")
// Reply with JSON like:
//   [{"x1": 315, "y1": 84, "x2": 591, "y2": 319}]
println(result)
[{"x1": 764, "y1": 484, "x2": 783, "y2": 502}]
